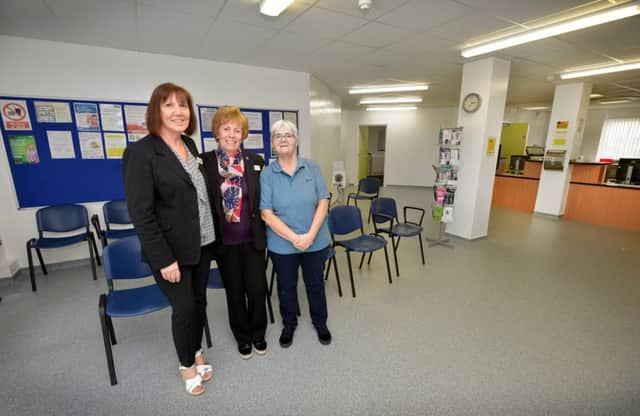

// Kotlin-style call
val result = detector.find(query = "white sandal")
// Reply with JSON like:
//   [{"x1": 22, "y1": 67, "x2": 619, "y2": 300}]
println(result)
[
  {"x1": 179, "y1": 365, "x2": 205, "y2": 396},
  {"x1": 195, "y1": 350, "x2": 214, "y2": 382}
]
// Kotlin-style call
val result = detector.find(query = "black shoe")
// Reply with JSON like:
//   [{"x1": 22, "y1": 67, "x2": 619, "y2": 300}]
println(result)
[
  {"x1": 279, "y1": 327, "x2": 295, "y2": 348},
  {"x1": 253, "y1": 339, "x2": 268, "y2": 355},
  {"x1": 317, "y1": 327, "x2": 332, "y2": 345},
  {"x1": 238, "y1": 343, "x2": 253, "y2": 360}
]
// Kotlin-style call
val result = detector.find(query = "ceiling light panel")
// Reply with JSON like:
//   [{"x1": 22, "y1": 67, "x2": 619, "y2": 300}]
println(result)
[
  {"x1": 349, "y1": 84, "x2": 429, "y2": 94},
  {"x1": 365, "y1": 106, "x2": 418, "y2": 111},
  {"x1": 560, "y1": 61, "x2": 640, "y2": 79},
  {"x1": 359, "y1": 97, "x2": 423, "y2": 104}
]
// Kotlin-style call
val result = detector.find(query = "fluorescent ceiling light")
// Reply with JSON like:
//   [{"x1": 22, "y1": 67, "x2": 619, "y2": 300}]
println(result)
[
  {"x1": 599, "y1": 99, "x2": 631, "y2": 104},
  {"x1": 359, "y1": 97, "x2": 423, "y2": 105},
  {"x1": 349, "y1": 84, "x2": 429, "y2": 94},
  {"x1": 560, "y1": 61, "x2": 640, "y2": 79},
  {"x1": 461, "y1": 2, "x2": 640, "y2": 58},
  {"x1": 590, "y1": 93, "x2": 604, "y2": 98},
  {"x1": 260, "y1": 0, "x2": 294, "y2": 16},
  {"x1": 366, "y1": 106, "x2": 418, "y2": 111},
  {"x1": 522, "y1": 106, "x2": 550, "y2": 110}
]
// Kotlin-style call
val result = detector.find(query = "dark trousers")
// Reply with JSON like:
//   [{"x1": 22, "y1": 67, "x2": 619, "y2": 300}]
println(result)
[
  {"x1": 152, "y1": 243, "x2": 214, "y2": 367},
  {"x1": 216, "y1": 242, "x2": 267, "y2": 345},
  {"x1": 270, "y1": 246, "x2": 329, "y2": 330}
]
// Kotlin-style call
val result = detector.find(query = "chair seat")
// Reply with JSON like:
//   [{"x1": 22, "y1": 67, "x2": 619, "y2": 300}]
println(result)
[
  {"x1": 31, "y1": 233, "x2": 88, "y2": 249},
  {"x1": 339, "y1": 235, "x2": 386, "y2": 252},
  {"x1": 106, "y1": 284, "x2": 170, "y2": 318},
  {"x1": 391, "y1": 223, "x2": 422, "y2": 237},
  {"x1": 105, "y1": 228, "x2": 136, "y2": 240},
  {"x1": 207, "y1": 268, "x2": 224, "y2": 289},
  {"x1": 348, "y1": 193, "x2": 376, "y2": 201}
]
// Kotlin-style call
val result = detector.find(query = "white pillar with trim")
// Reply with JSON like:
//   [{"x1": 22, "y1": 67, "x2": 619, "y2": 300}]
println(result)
[
  {"x1": 534, "y1": 82, "x2": 591, "y2": 216},
  {"x1": 446, "y1": 57, "x2": 510, "y2": 240}
]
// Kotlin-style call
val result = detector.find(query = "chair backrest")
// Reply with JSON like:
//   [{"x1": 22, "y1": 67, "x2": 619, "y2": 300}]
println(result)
[
  {"x1": 36, "y1": 204, "x2": 89, "y2": 234},
  {"x1": 358, "y1": 177, "x2": 381, "y2": 195},
  {"x1": 371, "y1": 197, "x2": 398, "y2": 224},
  {"x1": 103, "y1": 199, "x2": 132, "y2": 229},
  {"x1": 103, "y1": 236, "x2": 151, "y2": 281},
  {"x1": 328, "y1": 205, "x2": 363, "y2": 236}
]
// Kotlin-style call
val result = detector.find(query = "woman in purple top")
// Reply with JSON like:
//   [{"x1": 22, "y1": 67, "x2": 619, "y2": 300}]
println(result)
[{"x1": 201, "y1": 106, "x2": 268, "y2": 360}]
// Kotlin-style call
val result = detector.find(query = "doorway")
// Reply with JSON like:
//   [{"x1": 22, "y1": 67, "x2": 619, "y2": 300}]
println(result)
[{"x1": 357, "y1": 125, "x2": 386, "y2": 183}]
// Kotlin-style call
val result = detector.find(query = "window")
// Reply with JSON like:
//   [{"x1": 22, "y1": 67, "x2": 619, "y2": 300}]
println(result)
[{"x1": 596, "y1": 118, "x2": 640, "y2": 160}]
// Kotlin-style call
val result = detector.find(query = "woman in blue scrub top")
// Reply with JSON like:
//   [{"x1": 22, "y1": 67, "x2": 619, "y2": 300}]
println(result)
[{"x1": 260, "y1": 119, "x2": 332, "y2": 348}]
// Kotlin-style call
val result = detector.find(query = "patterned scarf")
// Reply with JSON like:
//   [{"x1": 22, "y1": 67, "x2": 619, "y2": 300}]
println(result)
[{"x1": 216, "y1": 148, "x2": 244, "y2": 223}]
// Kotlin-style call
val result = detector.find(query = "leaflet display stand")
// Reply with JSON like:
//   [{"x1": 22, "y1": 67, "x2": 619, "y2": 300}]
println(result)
[{"x1": 426, "y1": 127, "x2": 462, "y2": 248}]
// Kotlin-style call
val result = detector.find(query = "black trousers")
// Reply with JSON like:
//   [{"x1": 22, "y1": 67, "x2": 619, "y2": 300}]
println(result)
[
  {"x1": 152, "y1": 243, "x2": 214, "y2": 367},
  {"x1": 216, "y1": 242, "x2": 267, "y2": 345}
]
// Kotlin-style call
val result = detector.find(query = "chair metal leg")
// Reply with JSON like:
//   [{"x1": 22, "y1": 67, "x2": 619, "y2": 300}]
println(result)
[
  {"x1": 35, "y1": 248, "x2": 47, "y2": 275},
  {"x1": 27, "y1": 240, "x2": 37, "y2": 292},
  {"x1": 418, "y1": 232, "x2": 425, "y2": 265},
  {"x1": 345, "y1": 250, "x2": 356, "y2": 298},
  {"x1": 332, "y1": 256, "x2": 343, "y2": 297},
  {"x1": 358, "y1": 252, "x2": 366, "y2": 269},
  {"x1": 90, "y1": 232, "x2": 102, "y2": 266},
  {"x1": 382, "y1": 245, "x2": 393, "y2": 285},
  {"x1": 203, "y1": 313, "x2": 212, "y2": 349},
  {"x1": 87, "y1": 238, "x2": 97, "y2": 280},
  {"x1": 367, "y1": 251, "x2": 373, "y2": 265},
  {"x1": 324, "y1": 259, "x2": 330, "y2": 281},
  {"x1": 106, "y1": 315, "x2": 117, "y2": 345},
  {"x1": 99, "y1": 294, "x2": 117, "y2": 386},
  {"x1": 391, "y1": 236, "x2": 400, "y2": 277},
  {"x1": 269, "y1": 266, "x2": 276, "y2": 297}
]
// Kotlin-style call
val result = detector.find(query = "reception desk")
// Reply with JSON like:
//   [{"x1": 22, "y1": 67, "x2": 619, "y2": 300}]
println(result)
[
  {"x1": 492, "y1": 160, "x2": 542, "y2": 212},
  {"x1": 564, "y1": 182, "x2": 640, "y2": 231}
]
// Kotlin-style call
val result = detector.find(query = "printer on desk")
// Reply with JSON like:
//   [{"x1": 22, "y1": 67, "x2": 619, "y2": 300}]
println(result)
[{"x1": 526, "y1": 145, "x2": 545, "y2": 161}]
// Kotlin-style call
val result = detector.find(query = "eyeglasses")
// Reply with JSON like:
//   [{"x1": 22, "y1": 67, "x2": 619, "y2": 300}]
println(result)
[{"x1": 273, "y1": 133, "x2": 294, "y2": 141}]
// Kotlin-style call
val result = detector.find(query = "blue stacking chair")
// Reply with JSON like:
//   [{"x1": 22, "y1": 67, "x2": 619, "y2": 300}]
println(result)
[
  {"x1": 346, "y1": 177, "x2": 381, "y2": 223},
  {"x1": 371, "y1": 197, "x2": 426, "y2": 276},
  {"x1": 26, "y1": 204, "x2": 100, "y2": 292},
  {"x1": 91, "y1": 199, "x2": 136, "y2": 248},
  {"x1": 203, "y1": 259, "x2": 275, "y2": 349},
  {"x1": 98, "y1": 236, "x2": 171, "y2": 386},
  {"x1": 328, "y1": 205, "x2": 392, "y2": 298}
]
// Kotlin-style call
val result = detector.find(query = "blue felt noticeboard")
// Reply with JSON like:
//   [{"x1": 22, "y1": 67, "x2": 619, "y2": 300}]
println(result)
[
  {"x1": 0, "y1": 96, "x2": 148, "y2": 208},
  {"x1": 197, "y1": 105, "x2": 298, "y2": 164}
]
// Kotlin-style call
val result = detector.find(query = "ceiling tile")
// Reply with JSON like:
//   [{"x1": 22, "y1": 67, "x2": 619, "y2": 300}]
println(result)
[
  {"x1": 217, "y1": 0, "x2": 314, "y2": 30},
  {"x1": 342, "y1": 22, "x2": 412, "y2": 48},
  {"x1": 285, "y1": 7, "x2": 369, "y2": 39},
  {"x1": 315, "y1": 0, "x2": 411, "y2": 20},
  {"x1": 0, "y1": 0, "x2": 66, "y2": 40},
  {"x1": 201, "y1": 19, "x2": 278, "y2": 61},
  {"x1": 455, "y1": 0, "x2": 590, "y2": 23},
  {"x1": 377, "y1": 0, "x2": 473, "y2": 32},
  {"x1": 137, "y1": 0, "x2": 225, "y2": 17},
  {"x1": 429, "y1": 12, "x2": 513, "y2": 43}
]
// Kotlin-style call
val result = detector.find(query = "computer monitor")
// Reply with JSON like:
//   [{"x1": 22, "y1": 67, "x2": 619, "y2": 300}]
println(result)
[
  {"x1": 616, "y1": 158, "x2": 640, "y2": 184},
  {"x1": 509, "y1": 155, "x2": 526, "y2": 173}
]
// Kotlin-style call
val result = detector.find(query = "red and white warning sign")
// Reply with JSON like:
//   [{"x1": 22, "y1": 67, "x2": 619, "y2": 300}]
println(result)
[{"x1": 1, "y1": 99, "x2": 32, "y2": 130}]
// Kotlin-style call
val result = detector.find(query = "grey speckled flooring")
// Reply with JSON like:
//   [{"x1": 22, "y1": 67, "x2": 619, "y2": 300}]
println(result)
[{"x1": 1, "y1": 186, "x2": 639, "y2": 416}]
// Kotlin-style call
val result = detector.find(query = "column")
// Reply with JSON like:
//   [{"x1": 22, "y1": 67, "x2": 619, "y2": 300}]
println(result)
[
  {"x1": 534, "y1": 82, "x2": 591, "y2": 216},
  {"x1": 446, "y1": 57, "x2": 510, "y2": 239}
]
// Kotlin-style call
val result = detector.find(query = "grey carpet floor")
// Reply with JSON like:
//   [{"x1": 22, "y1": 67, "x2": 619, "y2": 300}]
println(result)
[{"x1": 1, "y1": 186, "x2": 639, "y2": 415}]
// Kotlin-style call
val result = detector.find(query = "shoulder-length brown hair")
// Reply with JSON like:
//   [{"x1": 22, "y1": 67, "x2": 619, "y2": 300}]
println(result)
[
  {"x1": 212, "y1": 106, "x2": 249, "y2": 140},
  {"x1": 146, "y1": 82, "x2": 197, "y2": 136}
]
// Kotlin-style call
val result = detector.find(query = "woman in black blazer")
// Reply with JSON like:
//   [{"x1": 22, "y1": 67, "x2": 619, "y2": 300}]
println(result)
[
  {"x1": 122, "y1": 83, "x2": 215, "y2": 396},
  {"x1": 201, "y1": 106, "x2": 268, "y2": 360}
]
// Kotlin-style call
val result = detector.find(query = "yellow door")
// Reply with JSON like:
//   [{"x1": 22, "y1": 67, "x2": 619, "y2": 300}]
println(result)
[
  {"x1": 358, "y1": 126, "x2": 369, "y2": 180},
  {"x1": 500, "y1": 122, "x2": 528, "y2": 164}
]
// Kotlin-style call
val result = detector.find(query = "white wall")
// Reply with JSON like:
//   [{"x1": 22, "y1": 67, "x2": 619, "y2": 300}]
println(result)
[
  {"x1": 341, "y1": 108, "x2": 457, "y2": 187},
  {"x1": 309, "y1": 76, "x2": 342, "y2": 187},
  {"x1": 0, "y1": 35, "x2": 311, "y2": 276}
]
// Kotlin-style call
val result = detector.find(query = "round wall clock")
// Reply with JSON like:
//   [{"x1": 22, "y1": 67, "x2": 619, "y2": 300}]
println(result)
[{"x1": 462, "y1": 92, "x2": 481, "y2": 113}]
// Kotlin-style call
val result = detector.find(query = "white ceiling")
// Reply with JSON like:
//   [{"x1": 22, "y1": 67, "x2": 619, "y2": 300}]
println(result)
[{"x1": 1, "y1": 0, "x2": 639, "y2": 109}]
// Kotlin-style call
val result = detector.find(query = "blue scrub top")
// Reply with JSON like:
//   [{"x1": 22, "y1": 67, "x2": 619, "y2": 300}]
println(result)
[{"x1": 260, "y1": 158, "x2": 330, "y2": 255}]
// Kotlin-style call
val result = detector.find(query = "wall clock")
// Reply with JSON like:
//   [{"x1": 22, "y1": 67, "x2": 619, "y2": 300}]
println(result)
[{"x1": 462, "y1": 92, "x2": 481, "y2": 113}]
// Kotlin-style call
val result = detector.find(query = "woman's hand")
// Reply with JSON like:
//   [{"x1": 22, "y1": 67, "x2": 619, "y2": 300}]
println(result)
[
  {"x1": 293, "y1": 232, "x2": 314, "y2": 251},
  {"x1": 160, "y1": 261, "x2": 181, "y2": 283}
]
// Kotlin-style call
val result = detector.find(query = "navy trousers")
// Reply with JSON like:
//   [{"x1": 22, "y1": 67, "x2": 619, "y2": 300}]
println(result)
[{"x1": 269, "y1": 246, "x2": 329, "y2": 330}]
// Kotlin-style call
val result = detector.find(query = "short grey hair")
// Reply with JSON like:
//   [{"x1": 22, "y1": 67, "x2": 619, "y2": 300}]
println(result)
[{"x1": 270, "y1": 119, "x2": 298, "y2": 138}]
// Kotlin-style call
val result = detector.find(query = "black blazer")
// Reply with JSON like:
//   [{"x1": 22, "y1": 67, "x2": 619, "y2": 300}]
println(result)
[
  {"x1": 122, "y1": 134, "x2": 215, "y2": 270},
  {"x1": 201, "y1": 150, "x2": 266, "y2": 252}
]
